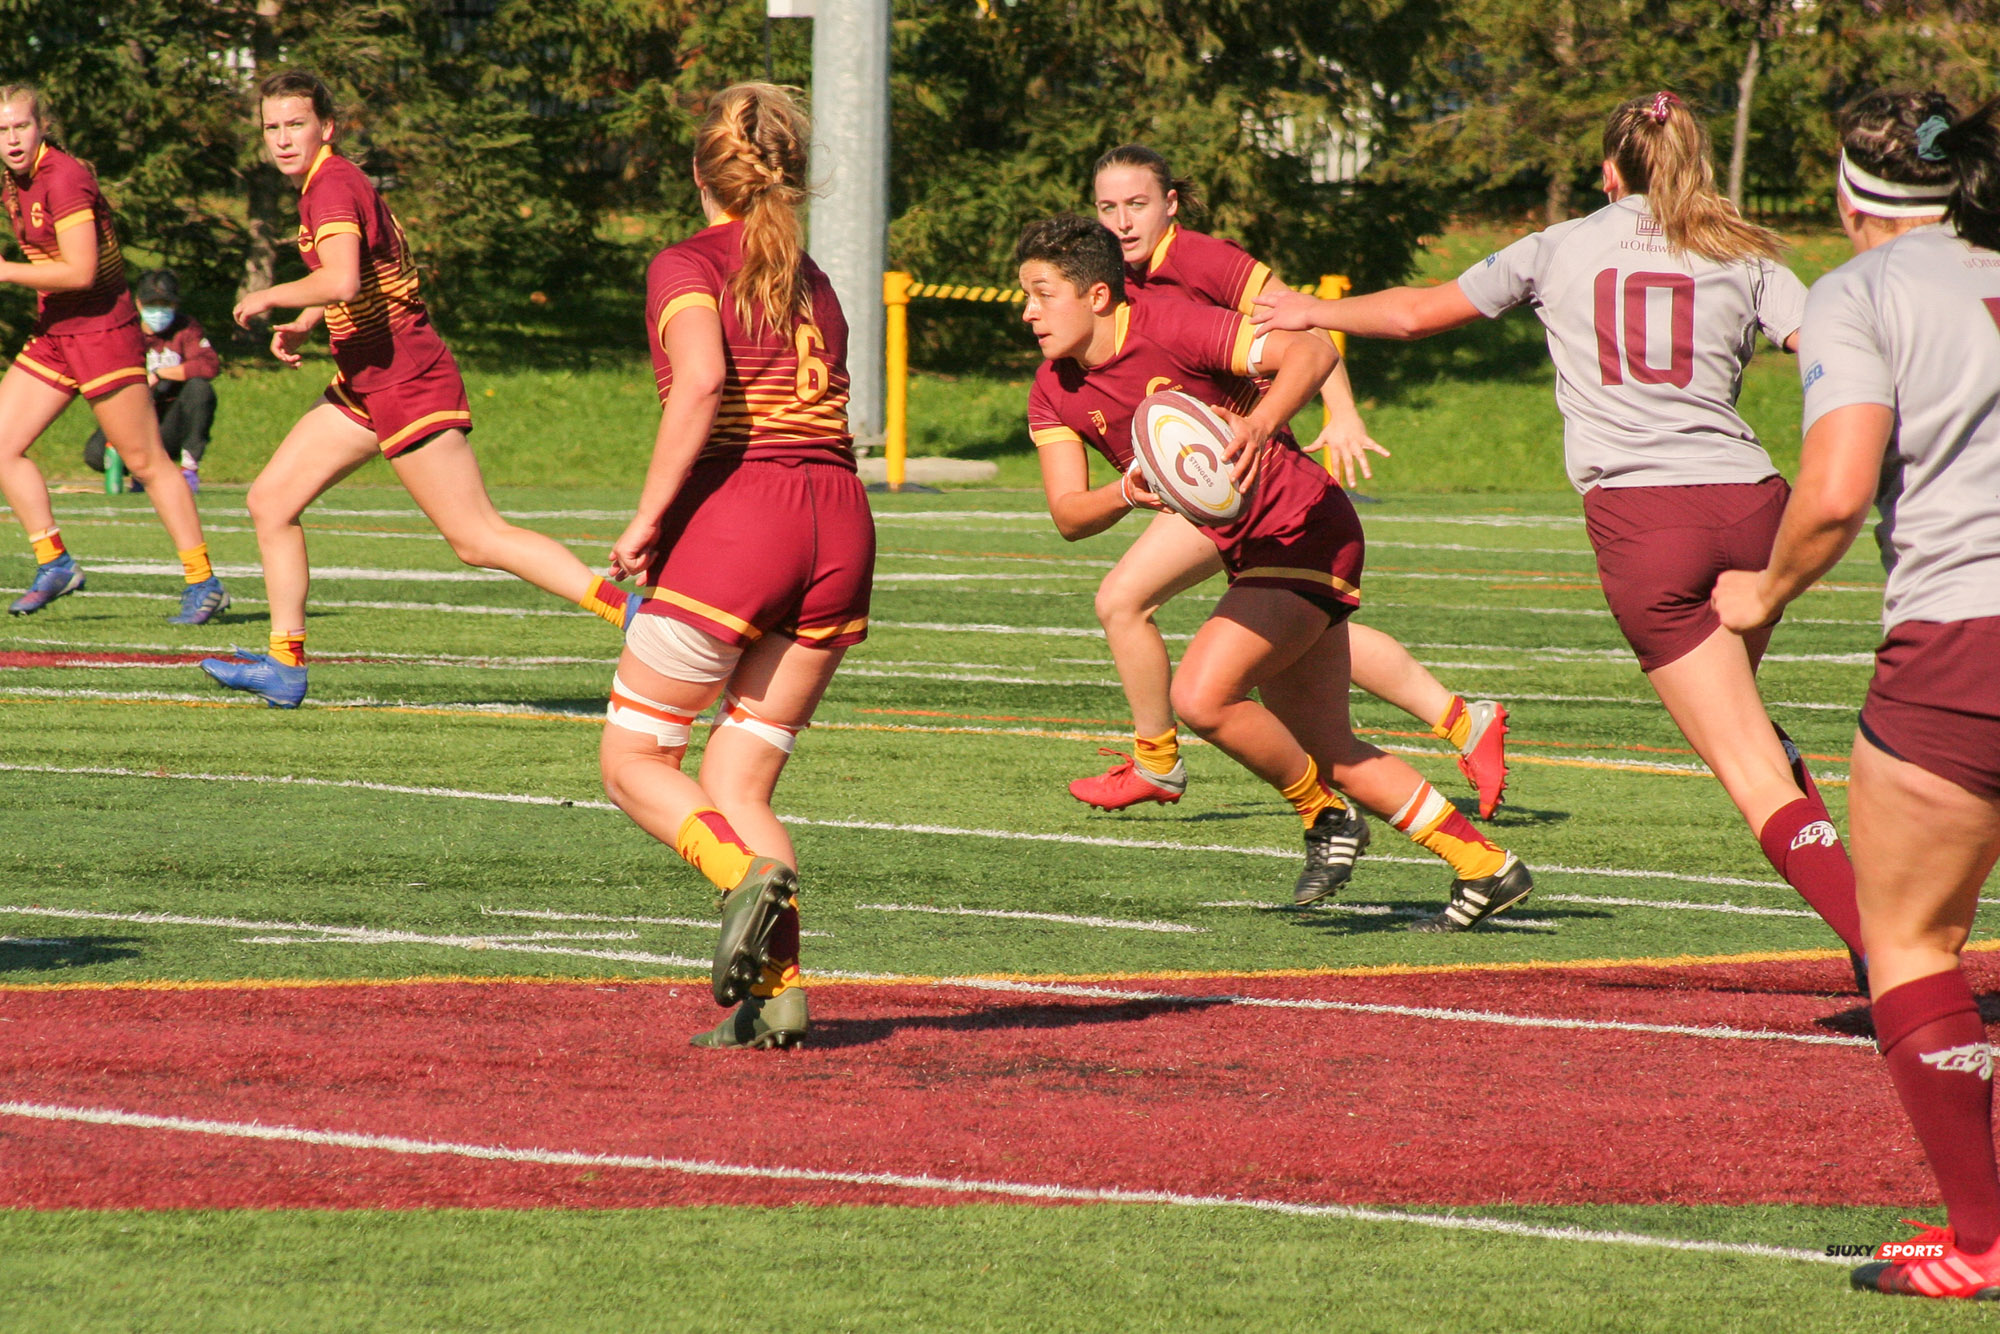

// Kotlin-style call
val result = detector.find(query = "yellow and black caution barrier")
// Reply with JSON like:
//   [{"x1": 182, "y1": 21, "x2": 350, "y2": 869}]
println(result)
[{"x1": 881, "y1": 270, "x2": 1352, "y2": 489}]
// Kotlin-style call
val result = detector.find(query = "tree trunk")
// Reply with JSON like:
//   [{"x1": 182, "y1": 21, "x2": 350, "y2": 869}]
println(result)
[
  {"x1": 1545, "y1": 172, "x2": 1573, "y2": 227},
  {"x1": 236, "y1": 0, "x2": 284, "y2": 315},
  {"x1": 1727, "y1": 30, "x2": 1763, "y2": 210},
  {"x1": 1545, "y1": 2, "x2": 1577, "y2": 227}
]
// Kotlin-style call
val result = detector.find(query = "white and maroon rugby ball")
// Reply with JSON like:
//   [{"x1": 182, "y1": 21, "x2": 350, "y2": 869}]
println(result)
[{"x1": 1131, "y1": 389, "x2": 1248, "y2": 527}]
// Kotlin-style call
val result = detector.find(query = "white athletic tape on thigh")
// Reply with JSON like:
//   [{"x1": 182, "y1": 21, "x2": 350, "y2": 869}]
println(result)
[
  {"x1": 715, "y1": 694, "x2": 801, "y2": 755},
  {"x1": 626, "y1": 613, "x2": 741, "y2": 684},
  {"x1": 605, "y1": 673, "x2": 697, "y2": 746}
]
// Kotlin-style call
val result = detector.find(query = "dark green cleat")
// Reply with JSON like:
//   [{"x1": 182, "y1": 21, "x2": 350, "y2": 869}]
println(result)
[
  {"x1": 1409, "y1": 855, "x2": 1533, "y2": 933},
  {"x1": 712, "y1": 857, "x2": 799, "y2": 1006},
  {"x1": 692, "y1": 987, "x2": 809, "y2": 1050}
]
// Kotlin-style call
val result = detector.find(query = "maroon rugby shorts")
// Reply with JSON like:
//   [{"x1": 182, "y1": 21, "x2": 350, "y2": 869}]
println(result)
[
  {"x1": 1859, "y1": 616, "x2": 2000, "y2": 801},
  {"x1": 1218, "y1": 446, "x2": 1364, "y2": 618},
  {"x1": 636, "y1": 455, "x2": 874, "y2": 649},
  {"x1": 15, "y1": 321, "x2": 147, "y2": 401},
  {"x1": 1583, "y1": 475, "x2": 1788, "y2": 672},
  {"x1": 324, "y1": 348, "x2": 474, "y2": 459}
]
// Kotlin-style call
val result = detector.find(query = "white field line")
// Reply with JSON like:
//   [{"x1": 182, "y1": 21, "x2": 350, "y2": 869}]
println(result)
[
  {"x1": 1539, "y1": 893, "x2": 1816, "y2": 919},
  {"x1": 0, "y1": 762, "x2": 1803, "y2": 897},
  {"x1": 76, "y1": 559, "x2": 514, "y2": 583},
  {"x1": 69, "y1": 591, "x2": 591, "y2": 617},
  {"x1": 950, "y1": 976, "x2": 1874, "y2": 1048},
  {"x1": 1368, "y1": 599, "x2": 1884, "y2": 629},
  {"x1": 4, "y1": 636, "x2": 612, "y2": 667},
  {"x1": 241, "y1": 931, "x2": 641, "y2": 945},
  {"x1": 0, "y1": 1098, "x2": 1842, "y2": 1265},
  {"x1": 482, "y1": 907, "x2": 833, "y2": 939},
  {"x1": 1195, "y1": 901, "x2": 1555, "y2": 930},
  {"x1": 854, "y1": 903, "x2": 1204, "y2": 934}
]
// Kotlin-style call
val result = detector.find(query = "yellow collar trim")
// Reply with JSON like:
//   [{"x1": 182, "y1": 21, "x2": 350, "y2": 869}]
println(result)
[
  {"x1": 303, "y1": 144, "x2": 336, "y2": 191},
  {"x1": 1112, "y1": 301, "x2": 1133, "y2": 356},
  {"x1": 1145, "y1": 223, "x2": 1178, "y2": 276}
]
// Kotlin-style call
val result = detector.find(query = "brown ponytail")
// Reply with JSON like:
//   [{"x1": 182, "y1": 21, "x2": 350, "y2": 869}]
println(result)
[
  {"x1": 1603, "y1": 92, "x2": 1783, "y2": 264},
  {"x1": 694, "y1": 82, "x2": 813, "y2": 334},
  {"x1": 1842, "y1": 89, "x2": 2000, "y2": 253},
  {"x1": 1091, "y1": 144, "x2": 1203, "y2": 220}
]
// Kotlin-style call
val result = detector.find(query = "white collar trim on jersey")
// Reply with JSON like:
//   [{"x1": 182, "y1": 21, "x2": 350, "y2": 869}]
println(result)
[{"x1": 1839, "y1": 149, "x2": 1951, "y2": 218}]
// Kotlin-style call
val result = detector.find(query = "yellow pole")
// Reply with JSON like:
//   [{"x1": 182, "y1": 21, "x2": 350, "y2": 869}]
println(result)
[
  {"x1": 1314, "y1": 275, "x2": 1353, "y2": 475},
  {"x1": 883, "y1": 270, "x2": 912, "y2": 491}
]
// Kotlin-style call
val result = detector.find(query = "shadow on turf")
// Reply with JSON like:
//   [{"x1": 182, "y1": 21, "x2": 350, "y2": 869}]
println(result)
[
  {"x1": 807, "y1": 995, "x2": 1228, "y2": 1050},
  {"x1": 0, "y1": 935, "x2": 141, "y2": 971},
  {"x1": 1811, "y1": 992, "x2": 2000, "y2": 1043},
  {"x1": 1278, "y1": 902, "x2": 1608, "y2": 938}
]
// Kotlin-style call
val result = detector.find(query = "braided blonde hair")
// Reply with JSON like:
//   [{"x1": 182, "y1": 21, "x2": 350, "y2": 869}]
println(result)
[{"x1": 694, "y1": 83, "x2": 813, "y2": 334}]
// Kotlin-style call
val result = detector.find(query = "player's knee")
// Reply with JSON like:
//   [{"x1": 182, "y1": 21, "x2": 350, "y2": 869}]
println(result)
[
  {"x1": 246, "y1": 478, "x2": 297, "y2": 532},
  {"x1": 1093, "y1": 579, "x2": 1154, "y2": 632},
  {"x1": 1169, "y1": 674, "x2": 1228, "y2": 735},
  {"x1": 441, "y1": 526, "x2": 506, "y2": 570}
]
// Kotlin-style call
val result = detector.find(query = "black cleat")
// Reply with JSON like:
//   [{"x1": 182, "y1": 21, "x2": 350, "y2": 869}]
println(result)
[
  {"x1": 1851, "y1": 948, "x2": 1871, "y2": 998},
  {"x1": 711, "y1": 857, "x2": 798, "y2": 1006},
  {"x1": 1409, "y1": 855, "x2": 1533, "y2": 932},
  {"x1": 692, "y1": 988, "x2": 809, "y2": 1050},
  {"x1": 1294, "y1": 803, "x2": 1370, "y2": 905}
]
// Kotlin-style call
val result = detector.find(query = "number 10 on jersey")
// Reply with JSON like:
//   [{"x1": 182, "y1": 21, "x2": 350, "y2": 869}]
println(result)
[{"x1": 1594, "y1": 269, "x2": 1695, "y2": 389}]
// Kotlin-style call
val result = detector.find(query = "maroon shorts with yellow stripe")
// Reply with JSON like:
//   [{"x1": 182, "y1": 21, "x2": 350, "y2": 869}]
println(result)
[
  {"x1": 637, "y1": 452, "x2": 874, "y2": 650},
  {"x1": 323, "y1": 347, "x2": 474, "y2": 459},
  {"x1": 1214, "y1": 445, "x2": 1364, "y2": 618},
  {"x1": 15, "y1": 320, "x2": 147, "y2": 402}
]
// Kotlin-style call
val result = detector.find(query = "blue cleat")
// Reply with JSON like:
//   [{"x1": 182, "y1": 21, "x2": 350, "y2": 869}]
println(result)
[
  {"x1": 9, "y1": 555, "x2": 85, "y2": 615},
  {"x1": 168, "y1": 576, "x2": 230, "y2": 625},
  {"x1": 200, "y1": 648, "x2": 308, "y2": 709}
]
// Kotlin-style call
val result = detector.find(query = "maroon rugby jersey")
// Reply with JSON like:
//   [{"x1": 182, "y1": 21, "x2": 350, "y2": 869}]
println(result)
[
  {"x1": 2, "y1": 143, "x2": 136, "y2": 334},
  {"x1": 1026, "y1": 295, "x2": 1331, "y2": 557},
  {"x1": 296, "y1": 145, "x2": 448, "y2": 391},
  {"x1": 646, "y1": 218, "x2": 852, "y2": 465},
  {"x1": 1124, "y1": 223, "x2": 1273, "y2": 316}
]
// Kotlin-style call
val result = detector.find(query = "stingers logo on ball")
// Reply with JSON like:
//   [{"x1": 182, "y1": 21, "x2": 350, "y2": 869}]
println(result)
[{"x1": 1789, "y1": 820, "x2": 1838, "y2": 852}]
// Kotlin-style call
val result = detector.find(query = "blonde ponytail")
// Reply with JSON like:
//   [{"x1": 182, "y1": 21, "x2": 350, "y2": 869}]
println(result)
[
  {"x1": 693, "y1": 83, "x2": 813, "y2": 334},
  {"x1": 1604, "y1": 92, "x2": 1783, "y2": 264}
]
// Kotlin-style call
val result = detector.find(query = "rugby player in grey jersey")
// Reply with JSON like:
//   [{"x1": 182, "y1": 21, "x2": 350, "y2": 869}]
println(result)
[
  {"x1": 1716, "y1": 90, "x2": 2000, "y2": 1302},
  {"x1": 1254, "y1": 92, "x2": 1867, "y2": 970}
]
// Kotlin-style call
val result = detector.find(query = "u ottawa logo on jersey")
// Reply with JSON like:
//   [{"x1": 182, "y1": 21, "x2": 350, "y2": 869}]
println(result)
[
  {"x1": 28, "y1": 202, "x2": 43, "y2": 229},
  {"x1": 1144, "y1": 375, "x2": 1183, "y2": 396},
  {"x1": 296, "y1": 224, "x2": 315, "y2": 254}
]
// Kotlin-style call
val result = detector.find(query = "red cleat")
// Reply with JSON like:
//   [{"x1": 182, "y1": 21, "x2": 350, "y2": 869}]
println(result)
[
  {"x1": 1852, "y1": 1221, "x2": 2000, "y2": 1300},
  {"x1": 1068, "y1": 748, "x2": 1187, "y2": 811},
  {"x1": 1456, "y1": 699, "x2": 1510, "y2": 819}
]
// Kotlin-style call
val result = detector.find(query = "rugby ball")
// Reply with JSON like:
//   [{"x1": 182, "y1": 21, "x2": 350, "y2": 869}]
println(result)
[{"x1": 1131, "y1": 390, "x2": 1249, "y2": 527}]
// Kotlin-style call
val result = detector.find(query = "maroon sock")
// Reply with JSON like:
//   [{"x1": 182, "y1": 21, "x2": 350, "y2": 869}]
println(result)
[
  {"x1": 1757, "y1": 797, "x2": 1864, "y2": 954},
  {"x1": 1876, "y1": 970, "x2": 2000, "y2": 1253}
]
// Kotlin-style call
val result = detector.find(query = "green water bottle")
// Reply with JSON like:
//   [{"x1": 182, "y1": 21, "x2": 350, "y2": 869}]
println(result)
[{"x1": 104, "y1": 446, "x2": 124, "y2": 495}]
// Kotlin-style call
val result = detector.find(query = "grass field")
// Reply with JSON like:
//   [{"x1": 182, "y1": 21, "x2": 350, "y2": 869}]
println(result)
[{"x1": 3, "y1": 473, "x2": 1995, "y2": 1331}]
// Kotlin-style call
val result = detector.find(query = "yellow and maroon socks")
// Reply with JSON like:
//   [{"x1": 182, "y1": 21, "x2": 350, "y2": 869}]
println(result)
[
  {"x1": 1432, "y1": 696, "x2": 1473, "y2": 751},
  {"x1": 579, "y1": 576, "x2": 633, "y2": 629},
  {"x1": 267, "y1": 629, "x2": 306, "y2": 668},
  {"x1": 179, "y1": 543, "x2": 212, "y2": 586},
  {"x1": 1391, "y1": 781, "x2": 1507, "y2": 880},
  {"x1": 674, "y1": 808, "x2": 757, "y2": 893},
  {"x1": 1756, "y1": 797, "x2": 1864, "y2": 954},
  {"x1": 751, "y1": 902, "x2": 802, "y2": 999},
  {"x1": 1874, "y1": 969, "x2": 2000, "y2": 1253},
  {"x1": 1279, "y1": 757, "x2": 1347, "y2": 827},
  {"x1": 28, "y1": 527, "x2": 64, "y2": 567},
  {"x1": 1133, "y1": 727, "x2": 1180, "y2": 777}
]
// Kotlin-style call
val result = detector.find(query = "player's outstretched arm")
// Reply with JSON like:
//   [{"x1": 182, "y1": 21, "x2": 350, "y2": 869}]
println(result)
[
  {"x1": 0, "y1": 218, "x2": 99, "y2": 293},
  {"x1": 234, "y1": 232, "x2": 361, "y2": 328},
  {"x1": 1254, "y1": 281, "x2": 1483, "y2": 342},
  {"x1": 1713, "y1": 403, "x2": 1892, "y2": 631},
  {"x1": 610, "y1": 305, "x2": 726, "y2": 578}
]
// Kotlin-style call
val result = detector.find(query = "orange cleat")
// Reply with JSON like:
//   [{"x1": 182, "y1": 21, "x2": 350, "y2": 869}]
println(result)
[
  {"x1": 1456, "y1": 700, "x2": 1510, "y2": 819},
  {"x1": 1852, "y1": 1221, "x2": 2000, "y2": 1300},
  {"x1": 1068, "y1": 748, "x2": 1187, "y2": 812}
]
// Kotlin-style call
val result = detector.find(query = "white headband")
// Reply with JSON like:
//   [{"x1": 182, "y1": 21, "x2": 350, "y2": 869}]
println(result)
[{"x1": 1839, "y1": 149, "x2": 1952, "y2": 218}]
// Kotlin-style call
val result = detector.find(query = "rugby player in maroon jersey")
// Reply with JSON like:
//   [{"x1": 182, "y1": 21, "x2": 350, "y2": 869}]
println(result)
[
  {"x1": 1065, "y1": 145, "x2": 1510, "y2": 822},
  {"x1": 201, "y1": 70, "x2": 635, "y2": 709},
  {"x1": 600, "y1": 83, "x2": 875, "y2": 1050},
  {"x1": 0, "y1": 85, "x2": 227, "y2": 623},
  {"x1": 1022, "y1": 213, "x2": 1531, "y2": 929}
]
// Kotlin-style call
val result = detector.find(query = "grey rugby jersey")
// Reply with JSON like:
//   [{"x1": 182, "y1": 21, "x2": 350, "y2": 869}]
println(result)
[
  {"x1": 1799, "y1": 224, "x2": 2000, "y2": 629},
  {"x1": 1457, "y1": 195, "x2": 1806, "y2": 493}
]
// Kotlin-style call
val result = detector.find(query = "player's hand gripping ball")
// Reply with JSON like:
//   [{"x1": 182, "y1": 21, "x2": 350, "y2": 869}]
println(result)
[{"x1": 1131, "y1": 389, "x2": 1250, "y2": 527}]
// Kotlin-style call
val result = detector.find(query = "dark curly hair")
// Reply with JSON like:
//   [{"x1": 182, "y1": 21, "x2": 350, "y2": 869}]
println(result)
[{"x1": 1013, "y1": 214, "x2": 1127, "y2": 303}]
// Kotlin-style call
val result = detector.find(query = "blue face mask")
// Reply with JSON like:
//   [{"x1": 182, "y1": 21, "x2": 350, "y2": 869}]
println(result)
[{"x1": 139, "y1": 305, "x2": 175, "y2": 334}]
